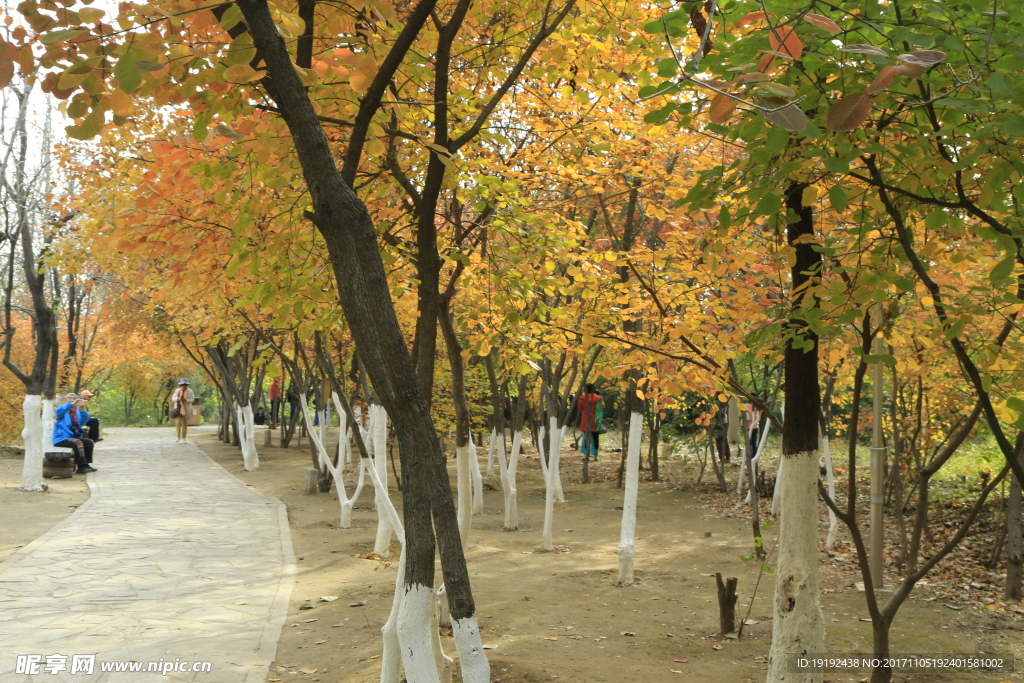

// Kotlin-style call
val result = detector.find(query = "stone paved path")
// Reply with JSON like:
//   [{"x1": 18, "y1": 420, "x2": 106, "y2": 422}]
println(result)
[{"x1": 0, "y1": 427, "x2": 294, "y2": 682}]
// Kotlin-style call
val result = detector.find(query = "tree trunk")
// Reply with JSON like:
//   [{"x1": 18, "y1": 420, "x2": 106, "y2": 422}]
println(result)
[
  {"x1": 715, "y1": 573, "x2": 738, "y2": 635},
  {"x1": 21, "y1": 395, "x2": 45, "y2": 492},
  {"x1": 767, "y1": 181, "x2": 825, "y2": 683},
  {"x1": 1005, "y1": 434, "x2": 1023, "y2": 601}
]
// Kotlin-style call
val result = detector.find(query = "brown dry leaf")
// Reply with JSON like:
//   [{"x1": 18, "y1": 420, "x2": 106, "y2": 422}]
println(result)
[
  {"x1": 298, "y1": 668, "x2": 317, "y2": 674},
  {"x1": 826, "y1": 92, "x2": 872, "y2": 132},
  {"x1": 544, "y1": 636, "x2": 559, "y2": 641},
  {"x1": 351, "y1": 553, "x2": 383, "y2": 560},
  {"x1": 866, "y1": 66, "x2": 898, "y2": 94},
  {"x1": 802, "y1": 13, "x2": 841, "y2": 34},
  {"x1": 708, "y1": 93, "x2": 737, "y2": 124},
  {"x1": 370, "y1": 655, "x2": 381, "y2": 660},
  {"x1": 673, "y1": 657, "x2": 688, "y2": 663},
  {"x1": 712, "y1": 644, "x2": 723, "y2": 650},
  {"x1": 315, "y1": 639, "x2": 327, "y2": 645},
  {"x1": 269, "y1": 679, "x2": 282, "y2": 682}
]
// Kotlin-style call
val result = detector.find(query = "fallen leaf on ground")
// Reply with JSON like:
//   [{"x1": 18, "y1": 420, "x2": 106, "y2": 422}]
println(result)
[
  {"x1": 315, "y1": 640, "x2": 327, "y2": 644},
  {"x1": 621, "y1": 631, "x2": 636, "y2": 636},
  {"x1": 370, "y1": 655, "x2": 381, "y2": 660},
  {"x1": 673, "y1": 657, "x2": 688, "y2": 663},
  {"x1": 712, "y1": 644, "x2": 723, "y2": 650},
  {"x1": 298, "y1": 668, "x2": 317, "y2": 674},
  {"x1": 320, "y1": 596, "x2": 339, "y2": 602},
  {"x1": 349, "y1": 601, "x2": 367, "y2": 607}
]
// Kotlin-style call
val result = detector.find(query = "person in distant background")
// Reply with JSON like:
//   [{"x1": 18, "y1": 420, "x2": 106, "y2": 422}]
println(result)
[
  {"x1": 254, "y1": 406, "x2": 268, "y2": 426},
  {"x1": 171, "y1": 379, "x2": 195, "y2": 443},
  {"x1": 269, "y1": 378, "x2": 282, "y2": 428},
  {"x1": 80, "y1": 390, "x2": 102, "y2": 442},
  {"x1": 577, "y1": 383, "x2": 603, "y2": 461}
]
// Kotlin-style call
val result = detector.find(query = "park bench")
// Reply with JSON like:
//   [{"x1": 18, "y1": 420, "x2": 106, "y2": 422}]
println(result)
[{"x1": 42, "y1": 447, "x2": 76, "y2": 479}]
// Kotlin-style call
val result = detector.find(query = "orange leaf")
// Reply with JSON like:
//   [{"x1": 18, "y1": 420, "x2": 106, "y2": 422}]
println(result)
[
  {"x1": 768, "y1": 26, "x2": 803, "y2": 60},
  {"x1": 738, "y1": 12, "x2": 773, "y2": 27},
  {"x1": 802, "y1": 13, "x2": 841, "y2": 34},
  {"x1": 0, "y1": 59, "x2": 12, "y2": 90},
  {"x1": 866, "y1": 66, "x2": 898, "y2": 95},
  {"x1": 735, "y1": 72, "x2": 771, "y2": 83},
  {"x1": 757, "y1": 53, "x2": 776, "y2": 73},
  {"x1": 708, "y1": 92, "x2": 737, "y2": 123},
  {"x1": 826, "y1": 92, "x2": 872, "y2": 132},
  {"x1": 109, "y1": 88, "x2": 134, "y2": 116}
]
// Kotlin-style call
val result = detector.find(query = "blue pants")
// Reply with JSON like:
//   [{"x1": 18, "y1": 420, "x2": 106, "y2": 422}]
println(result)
[{"x1": 580, "y1": 432, "x2": 599, "y2": 457}]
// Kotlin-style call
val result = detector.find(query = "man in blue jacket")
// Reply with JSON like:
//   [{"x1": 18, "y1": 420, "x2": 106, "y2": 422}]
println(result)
[{"x1": 53, "y1": 393, "x2": 96, "y2": 474}]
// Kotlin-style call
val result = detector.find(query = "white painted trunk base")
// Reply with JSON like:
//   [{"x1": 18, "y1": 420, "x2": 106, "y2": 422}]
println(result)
[
  {"x1": 370, "y1": 404, "x2": 395, "y2": 556},
  {"x1": 821, "y1": 432, "x2": 838, "y2": 550},
  {"x1": 21, "y1": 395, "x2": 44, "y2": 492},
  {"x1": 236, "y1": 403, "x2": 260, "y2": 471},
  {"x1": 501, "y1": 430, "x2": 519, "y2": 531},
  {"x1": 486, "y1": 427, "x2": 496, "y2": 476},
  {"x1": 549, "y1": 417, "x2": 565, "y2": 503},
  {"x1": 616, "y1": 411, "x2": 643, "y2": 586},
  {"x1": 452, "y1": 615, "x2": 490, "y2": 683},
  {"x1": 768, "y1": 450, "x2": 825, "y2": 683},
  {"x1": 456, "y1": 442, "x2": 472, "y2": 550},
  {"x1": 397, "y1": 584, "x2": 442, "y2": 683},
  {"x1": 41, "y1": 397, "x2": 54, "y2": 453},
  {"x1": 470, "y1": 438, "x2": 484, "y2": 515}
]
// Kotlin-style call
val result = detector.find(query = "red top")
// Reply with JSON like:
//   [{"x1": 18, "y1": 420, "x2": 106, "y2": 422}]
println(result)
[
  {"x1": 577, "y1": 393, "x2": 600, "y2": 432},
  {"x1": 269, "y1": 379, "x2": 282, "y2": 401}
]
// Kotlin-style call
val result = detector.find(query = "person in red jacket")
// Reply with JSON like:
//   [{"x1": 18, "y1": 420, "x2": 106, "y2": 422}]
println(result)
[{"x1": 577, "y1": 384, "x2": 603, "y2": 461}]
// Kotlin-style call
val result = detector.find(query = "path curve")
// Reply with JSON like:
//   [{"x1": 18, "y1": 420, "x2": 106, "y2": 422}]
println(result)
[{"x1": 0, "y1": 426, "x2": 294, "y2": 682}]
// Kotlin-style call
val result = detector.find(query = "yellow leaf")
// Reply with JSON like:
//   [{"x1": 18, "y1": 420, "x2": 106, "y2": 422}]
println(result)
[
  {"x1": 223, "y1": 63, "x2": 263, "y2": 83},
  {"x1": 78, "y1": 7, "x2": 105, "y2": 22},
  {"x1": 801, "y1": 185, "x2": 819, "y2": 206},
  {"x1": 108, "y1": 88, "x2": 134, "y2": 116},
  {"x1": 636, "y1": 389, "x2": 645, "y2": 400}
]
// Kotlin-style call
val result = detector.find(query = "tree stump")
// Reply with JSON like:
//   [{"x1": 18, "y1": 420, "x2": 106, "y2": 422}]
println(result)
[
  {"x1": 303, "y1": 468, "x2": 318, "y2": 495},
  {"x1": 43, "y1": 450, "x2": 75, "y2": 479},
  {"x1": 715, "y1": 572, "x2": 738, "y2": 636},
  {"x1": 264, "y1": 429, "x2": 272, "y2": 447}
]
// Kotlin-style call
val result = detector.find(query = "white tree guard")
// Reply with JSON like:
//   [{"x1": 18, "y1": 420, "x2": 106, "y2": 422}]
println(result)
[
  {"x1": 767, "y1": 450, "x2": 826, "y2": 683},
  {"x1": 21, "y1": 395, "x2": 44, "y2": 492},
  {"x1": 470, "y1": 438, "x2": 483, "y2": 515},
  {"x1": 616, "y1": 411, "x2": 644, "y2": 586},
  {"x1": 501, "y1": 429, "x2": 519, "y2": 531}
]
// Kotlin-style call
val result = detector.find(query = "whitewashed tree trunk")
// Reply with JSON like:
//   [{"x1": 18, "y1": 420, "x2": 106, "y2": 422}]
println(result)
[
  {"x1": 549, "y1": 416, "x2": 565, "y2": 503},
  {"x1": 772, "y1": 457, "x2": 784, "y2": 516},
  {"x1": 470, "y1": 438, "x2": 483, "y2": 515},
  {"x1": 486, "y1": 427, "x2": 496, "y2": 476},
  {"x1": 456, "y1": 439, "x2": 472, "y2": 549},
  {"x1": 21, "y1": 395, "x2": 44, "y2": 491},
  {"x1": 430, "y1": 587, "x2": 454, "y2": 683},
  {"x1": 314, "y1": 394, "x2": 366, "y2": 528},
  {"x1": 41, "y1": 397, "x2": 54, "y2": 451},
  {"x1": 616, "y1": 411, "x2": 644, "y2": 586},
  {"x1": 822, "y1": 431, "x2": 838, "y2": 550},
  {"x1": 398, "y1": 584, "x2": 441, "y2": 683},
  {"x1": 540, "y1": 425, "x2": 555, "y2": 551},
  {"x1": 452, "y1": 614, "x2": 488, "y2": 683},
  {"x1": 500, "y1": 429, "x2": 519, "y2": 531},
  {"x1": 743, "y1": 423, "x2": 772, "y2": 504},
  {"x1": 380, "y1": 542, "x2": 405, "y2": 683},
  {"x1": 767, "y1": 451, "x2": 826, "y2": 683},
  {"x1": 370, "y1": 403, "x2": 394, "y2": 556},
  {"x1": 237, "y1": 403, "x2": 260, "y2": 471}
]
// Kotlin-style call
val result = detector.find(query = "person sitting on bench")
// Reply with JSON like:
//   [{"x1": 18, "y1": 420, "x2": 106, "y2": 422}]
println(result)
[
  {"x1": 80, "y1": 390, "x2": 102, "y2": 441},
  {"x1": 53, "y1": 393, "x2": 96, "y2": 474}
]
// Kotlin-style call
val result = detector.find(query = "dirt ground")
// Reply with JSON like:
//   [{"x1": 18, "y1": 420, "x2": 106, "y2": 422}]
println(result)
[
  {"x1": 1, "y1": 431, "x2": 1022, "y2": 682},
  {"x1": 194, "y1": 429, "x2": 1023, "y2": 683}
]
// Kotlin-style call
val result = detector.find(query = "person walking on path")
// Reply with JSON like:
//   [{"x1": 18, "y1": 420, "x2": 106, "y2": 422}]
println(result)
[
  {"x1": 171, "y1": 379, "x2": 195, "y2": 443},
  {"x1": 577, "y1": 383, "x2": 603, "y2": 461},
  {"x1": 53, "y1": 393, "x2": 96, "y2": 473}
]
